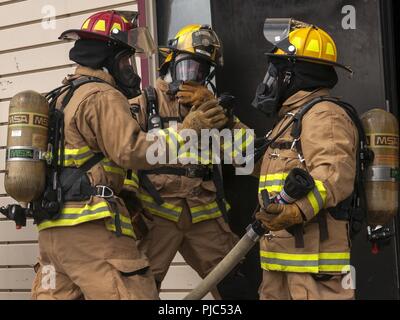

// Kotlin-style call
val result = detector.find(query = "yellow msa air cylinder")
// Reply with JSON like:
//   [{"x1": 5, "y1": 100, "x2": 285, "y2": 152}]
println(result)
[
  {"x1": 361, "y1": 108, "x2": 399, "y2": 227},
  {"x1": 4, "y1": 91, "x2": 49, "y2": 206}
]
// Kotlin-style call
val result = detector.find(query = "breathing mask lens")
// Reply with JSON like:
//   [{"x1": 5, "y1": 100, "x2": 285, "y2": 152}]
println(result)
[
  {"x1": 175, "y1": 59, "x2": 211, "y2": 84},
  {"x1": 112, "y1": 51, "x2": 141, "y2": 99},
  {"x1": 252, "y1": 62, "x2": 281, "y2": 116}
]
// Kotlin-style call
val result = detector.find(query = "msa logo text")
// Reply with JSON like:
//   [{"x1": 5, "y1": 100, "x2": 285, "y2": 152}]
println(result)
[
  {"x1": 9, "y1": 114, "x2": 29, "y2": 125},
  {"x1": 33, "y1": 115, "x2": 48, "y2": 128},
  {"x1": 375, "y1": 135, "x2": 399, "y2": 147}
]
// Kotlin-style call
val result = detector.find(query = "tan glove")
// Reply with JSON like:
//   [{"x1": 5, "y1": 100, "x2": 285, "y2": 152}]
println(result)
[
  {"x1": 255, "y1": 203, "x2": 304, "y2": 231},
  {"x1": 181, "y1": 99, "x2": 229, "y2": 134},
  {"x1": 176, "y1": 82, "x2": 215, "y2": 107}
]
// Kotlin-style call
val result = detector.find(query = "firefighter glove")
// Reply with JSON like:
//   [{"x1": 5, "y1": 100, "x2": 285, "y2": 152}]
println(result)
[
  {"x1": 176, "y1": 82, "x2": 215, "y2": 107},
  {"x1": 181, "y1": 99, "x2": 228, "y2": 134},
  {"x1": 256, "y1": 203, "x2": 304, "y2": 231}
]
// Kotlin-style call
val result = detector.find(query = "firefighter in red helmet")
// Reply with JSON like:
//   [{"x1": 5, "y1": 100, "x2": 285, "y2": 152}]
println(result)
[{"x1": 31, "y1": 10, "x2": 226, "y2": 300}]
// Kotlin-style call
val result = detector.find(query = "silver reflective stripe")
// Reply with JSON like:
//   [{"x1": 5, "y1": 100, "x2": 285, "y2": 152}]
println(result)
[
  {"x1": 191, "y1": 206, "x2": 220, "y2": 219},
  {"x1": 259, "y1": 179, "x2": 286, "y2": 189},
  {"x1": 109, "y1": 216, "x2": 133, "y2": 231},
  {"x1": 142, "y1": 201, "x2": 180, "y2": 218},
  {"x1": 319, "y1": 259, "x2": 350, "y2": 266},
  {"x1": 64, "y1": 150, "x2": 93, "y2": 161},
  {"x1": 261, "y1": 257, "x2": 319, "y2": 267},
  {"x1": 312, "y1": 188, "x2": 324, "y2": 211},
  {"x1": 59, "y1": 206, "x2": 110, "y2": 220}
]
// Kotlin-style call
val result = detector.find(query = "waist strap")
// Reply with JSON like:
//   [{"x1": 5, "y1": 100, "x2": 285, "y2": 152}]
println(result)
[{"x1": 140, "y1": 166, "x2": 213, "y2": 180}]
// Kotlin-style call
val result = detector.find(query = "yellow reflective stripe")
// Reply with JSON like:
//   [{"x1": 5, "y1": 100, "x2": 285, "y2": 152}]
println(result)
[
  {"x1": 37, "y1": 202, "x2": 112, "y2": 230},
  {"x1": 124, "y1": 178, "x2": 138, "y2": 189},
  {"x1": 163, "y1": 127, "x2": 185, "y2": 155},
  {"x1": 306, "y1": 180, "x2": 327, "y2": 215},
  {"x1": 62, "y1": 146, "x2": 94, "y2": 167},
  {"x1": 260, "y1": 251, "x2": 319, "y2": 273},
  {"x1": 222, "y1": 129, "x2": 246, "y2": 151},
  {"x1": 145, "y1": 207, "x2": 179, "y2": 222},
  {"x1": 105, "y1": 213, "x2": 135, "y2": 238},
  {"x1": 260, "y1": 251, "x2": 350, "y2": 273},
  {"x1": 102, "y1": 158, "x2": 125, "y2": 176},
  {"x1": 259, "y1": 173, "x2": 288, "y2": 193},
  {"x1": 138, "y1": 193, "x2": 182, "y2": 222},
  {"x1": 190, "y1": 200, "x2": 229, "y2": 223},
  {"x1": 260, "y1": 262, "x2": 319, "y2": 273},
  {"x1": 103, "y1": 165, "x2": 125, "y2": 176},
  {"x1": 319, "y1": 252, "x2": 350, "y2": 272},
  {"x1": 192, "y1": 210, "x2": 222, "y2": 223},
  {"x1": 106, "y1": 223, "x2": 135, "y2": 238},
  {"x1": 63, "y1": 146, "x2": 90, "y2": 155},
  {"x1": 138, "y1": 194, "x2": 181, "y2": 212},
  {"x1": 319, "y1": 252, "x2": 350, "y2": 260},
  {"x1": 261, "y1": 251, "x2": 319, "y2": 261}
]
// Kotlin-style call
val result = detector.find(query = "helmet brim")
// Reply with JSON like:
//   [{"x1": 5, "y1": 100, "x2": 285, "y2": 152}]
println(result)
[
  {"x1": 59, "y1": 29, "x2": 132, "y2": 50},
  {"x1": 158, "y1": 46, "x2": 219, "y2": 67},
  {"x1": 265, "y1": 52, "x2": 353, "y2": 74}
]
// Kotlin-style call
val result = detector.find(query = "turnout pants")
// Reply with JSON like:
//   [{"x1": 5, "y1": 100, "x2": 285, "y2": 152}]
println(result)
[
  {"x1": 31, "y1": 220, "x2": 159, "y2": 300},
  {"x1": 138, "y1": 202, "x2": 238, "y2": 290},
  {"x1": 259, "y1": 270, "x2": 355, "y2": 300}
]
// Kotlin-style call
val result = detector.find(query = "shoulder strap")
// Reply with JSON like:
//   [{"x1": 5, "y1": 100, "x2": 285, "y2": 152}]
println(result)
[
  {"x1": 60, "y1": 76, "x2": 107, "y2": 112},
  {"x1": 290, "y1": 96, "x2": 327, "y2": 140},
  {"x1": 144, "y1": 86, "x2": 163, "y2": 130}
]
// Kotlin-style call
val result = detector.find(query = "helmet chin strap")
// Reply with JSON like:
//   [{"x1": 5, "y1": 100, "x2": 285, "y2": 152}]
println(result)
[
  {"x1": 162, "y1": 70, "x2": 173, "y2": 83},
  {"x1": 205, "y1": 68, "x2": 217, "y2": 95}
]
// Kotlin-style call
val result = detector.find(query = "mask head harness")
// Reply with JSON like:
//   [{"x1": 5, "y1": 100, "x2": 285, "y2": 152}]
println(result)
[{"x1": 159, "y1": 24, "x2": 223, "y2": 97}]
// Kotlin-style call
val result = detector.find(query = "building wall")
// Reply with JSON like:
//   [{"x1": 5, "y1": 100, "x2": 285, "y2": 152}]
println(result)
[{"x1": 0, "y1": 0, "x2": 207, "y2": 300}]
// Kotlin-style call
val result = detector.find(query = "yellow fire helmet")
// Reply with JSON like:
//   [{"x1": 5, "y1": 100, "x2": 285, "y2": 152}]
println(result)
[
  {"x1": 264, "y1": 18, "x2": 352, "y2": 73},
  {"x1": 159, "y1": 24, "x2": 223, "y2": 74}
]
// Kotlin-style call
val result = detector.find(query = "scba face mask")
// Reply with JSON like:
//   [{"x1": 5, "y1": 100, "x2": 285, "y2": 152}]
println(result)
[
  {"x1": 175, "y1": 58, "x2": 211, "y2": 84},
  {"x1": 252, "y1": 61, "x2": 291, "y2": 117},
  {"x1": 110, "y1": 50, "x2": 142, "y2": 99},
  {"x1": 167, "y1": 54, "x2": 212, "y2": 98}
]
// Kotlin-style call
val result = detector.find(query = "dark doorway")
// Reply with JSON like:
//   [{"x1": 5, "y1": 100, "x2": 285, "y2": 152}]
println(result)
[{"x1": 211, "y1": 0, "x2": 400, "y2": 299}]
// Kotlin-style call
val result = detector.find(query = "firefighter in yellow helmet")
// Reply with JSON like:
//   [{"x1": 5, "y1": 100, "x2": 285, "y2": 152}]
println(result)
[
  {"x1": 128, "y1": 24, "x2": 253, "y2": 299},
  {"x1": 30, "y1": 12, "x2": 223, "y2": 300},
  {"x1": 252, "y1": 19, "x2": 357, "y2": 300}
]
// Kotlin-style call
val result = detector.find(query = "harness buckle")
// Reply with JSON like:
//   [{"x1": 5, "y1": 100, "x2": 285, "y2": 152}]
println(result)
[
  {"x1": 186, "y1": 167, "x2": 201, "y2": 178},
  {"x1": 270, "y1": 151, "x2": 280, "y2": 159},
  {"x1": 265, "y1": 130, "x2": 273, "y2": 139},
  {"x1": 298, "y1": 153, "x2": 306, "y2": 163},
  {"x1": 291, "y1": 138, "x2": 300, "y2": 151},
  {"x1": 265, "y1": 231, "x2": 275, "y2": 241},
  {"x1": 96, "y1": 185, "x2": 114, "y2": 198}
]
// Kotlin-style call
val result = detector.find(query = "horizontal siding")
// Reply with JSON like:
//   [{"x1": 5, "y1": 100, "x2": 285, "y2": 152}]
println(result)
[
  {"x1": 0, "y1": 149, "x2": 5, "y2": 170},
  {"x1": 0, "y1": 102, "x2": 9, "y2": 123},
  {"x1": 0, "y1": 244, "x2": 39, "y2": 266},
  {"x1": 0, "y1": 173, "x2": 5, "y2": 194},
  {"x1": 0, "y1": 220, "x2": 37, "y2": 242},
  {"x1": 0, "y1": 0, "x2": 135, "y2": 29},
  {"x1": 1, "y1": 42, "x2": 73, "y2": 76},
  {"x1": 0, "y1": 292, "x2": 32, "y2": 300},
  {"x1": 0, "y1": 268, "x2": 34, "y2": 290},
  {"x1": 0, "y1": 67, "x2": 75, "y2": 100},
  {"x1": 0, "y1": 3, "x2": 135, "y2": 52},
  {"x1": 0, "y1": 0, "x2": 208, "y2": 300}
]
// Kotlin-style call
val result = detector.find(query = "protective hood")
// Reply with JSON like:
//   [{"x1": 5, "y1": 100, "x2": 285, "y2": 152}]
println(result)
[{"x1": 252, "y1": 57, "x2": 338, "y2": 117}]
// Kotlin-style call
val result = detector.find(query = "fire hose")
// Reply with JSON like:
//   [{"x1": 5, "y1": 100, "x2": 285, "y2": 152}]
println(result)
[{"x1": 184, "y1": 168, "x2": 315, "y2": 300}]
